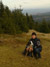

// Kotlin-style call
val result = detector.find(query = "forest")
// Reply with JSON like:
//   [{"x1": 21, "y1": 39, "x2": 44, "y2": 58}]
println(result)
[{"x1": 0, "y1": 2, "x2": 50, "y2": 35}]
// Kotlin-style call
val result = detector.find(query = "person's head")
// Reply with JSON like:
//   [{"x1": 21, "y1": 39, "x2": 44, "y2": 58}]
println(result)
[{"x1": 32, "y1": 32, "x2": 37, "y2": 39}]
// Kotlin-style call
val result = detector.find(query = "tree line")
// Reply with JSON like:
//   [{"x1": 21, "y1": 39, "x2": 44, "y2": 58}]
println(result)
[{"x1": 0, "y1": 2, "x2": 50, "y2": 35}]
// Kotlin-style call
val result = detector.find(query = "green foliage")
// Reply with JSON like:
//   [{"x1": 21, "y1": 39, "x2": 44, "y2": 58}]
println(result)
[
  {"x1": 26, "y1": 13, "x2": 34, "y2": 29},
  {"x1": 0, "y1": 2, "x2": 50, "y2": 34},
  {"x1": 0, "y1": 2, "x2": 4, "y2": 18},
  {"x1": 34, "y1": 22, "x2": 40, "y2": 31},
  {"x1": 39, "y1": 19, "x2": 50, "y2": 33},
  {"x1": 0, "y1": 2, "x2": 29, "y2": 34}
]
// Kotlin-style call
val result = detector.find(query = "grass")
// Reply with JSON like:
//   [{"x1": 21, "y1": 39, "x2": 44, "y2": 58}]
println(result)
[{"x1": 0, "y1": 30, "x2": 50, "y2": 67}]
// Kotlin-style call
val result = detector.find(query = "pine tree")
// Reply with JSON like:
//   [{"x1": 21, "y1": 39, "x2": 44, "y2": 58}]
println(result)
[
  {"x1": 0, "y1": 1, "x2": 4, "y2": 18},
  {"x1": 26, "y1": 13, "x2": 34, "y2": 29},
  {"x1": 39, "y1": 19, "x2": 50, "y2": 33}
]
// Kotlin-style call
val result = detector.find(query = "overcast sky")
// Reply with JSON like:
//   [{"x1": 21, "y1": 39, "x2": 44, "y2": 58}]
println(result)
[{"x1": 2, "y1": 0, "x2": 50, "y2": 9}]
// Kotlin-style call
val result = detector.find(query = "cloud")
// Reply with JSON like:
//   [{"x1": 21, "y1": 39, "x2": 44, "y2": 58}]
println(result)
[
  {"x1": 23, "y1": 2, "x2": 28, "y2": 4},
  {"x1": 2, "y1": 0, "x2": 50, "y2": 9}
]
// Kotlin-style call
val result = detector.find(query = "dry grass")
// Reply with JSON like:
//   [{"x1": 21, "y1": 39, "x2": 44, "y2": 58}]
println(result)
[{"x1": 0, "y1": 30, "x2": 50, "y2": 67}]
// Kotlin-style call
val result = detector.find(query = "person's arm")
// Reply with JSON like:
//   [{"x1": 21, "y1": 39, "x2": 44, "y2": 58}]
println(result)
[
  {"x1": 37, "y1": 39, "x2": 41, "y2": 47},
  {"x1": 37, "y1": 39, "x2": 42, "y2": 52}
]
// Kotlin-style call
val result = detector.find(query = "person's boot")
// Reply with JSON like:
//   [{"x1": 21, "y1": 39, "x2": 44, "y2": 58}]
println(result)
[{"x1": 37, "y1": 53, "x2": 41, "y2": 59}]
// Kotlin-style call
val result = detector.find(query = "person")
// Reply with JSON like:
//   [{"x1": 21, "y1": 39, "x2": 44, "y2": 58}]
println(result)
[{"x1": 23, "y1": 32, "x2": 42, "y2": 59}]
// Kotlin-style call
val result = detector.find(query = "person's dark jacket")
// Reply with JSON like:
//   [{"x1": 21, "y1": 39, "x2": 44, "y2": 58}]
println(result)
[{"x1": 26, "y1": 38, "x2": 42, "y2": 50}]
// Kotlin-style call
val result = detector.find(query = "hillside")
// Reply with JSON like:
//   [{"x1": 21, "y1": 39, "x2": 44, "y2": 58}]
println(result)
[
  {"x1": 33, "y1": 12, "x2": 50, "y2": 22},
  {"x1": 0, "y1": 30, "x2": 50, "y2": 67}
]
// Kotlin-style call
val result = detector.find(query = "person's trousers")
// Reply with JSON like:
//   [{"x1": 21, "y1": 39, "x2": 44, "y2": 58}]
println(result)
[{"x1": 33, "y1": 47, "x2": 42, "y2": 58}]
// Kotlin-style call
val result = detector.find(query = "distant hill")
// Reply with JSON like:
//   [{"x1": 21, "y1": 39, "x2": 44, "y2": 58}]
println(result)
[
  {"x1": 23, "y1": 8, "x2": 50, "y2": 22},
  {"x1": 23, "y1": 8, "x2": 50, "y2": 15},
  {"x1": 32, "y1": 12, "x2": 50, "y2": 22}
]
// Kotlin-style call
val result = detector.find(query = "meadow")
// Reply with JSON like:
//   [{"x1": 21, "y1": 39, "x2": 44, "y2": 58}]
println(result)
[{"x1": 0, "y1": 30, "x2": 50, "y2": 67}]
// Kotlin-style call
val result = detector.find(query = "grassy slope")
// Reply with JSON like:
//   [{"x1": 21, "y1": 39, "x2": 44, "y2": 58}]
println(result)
[{"x1": 0, "y1": 30, "x2": 50, "y2": 67}]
